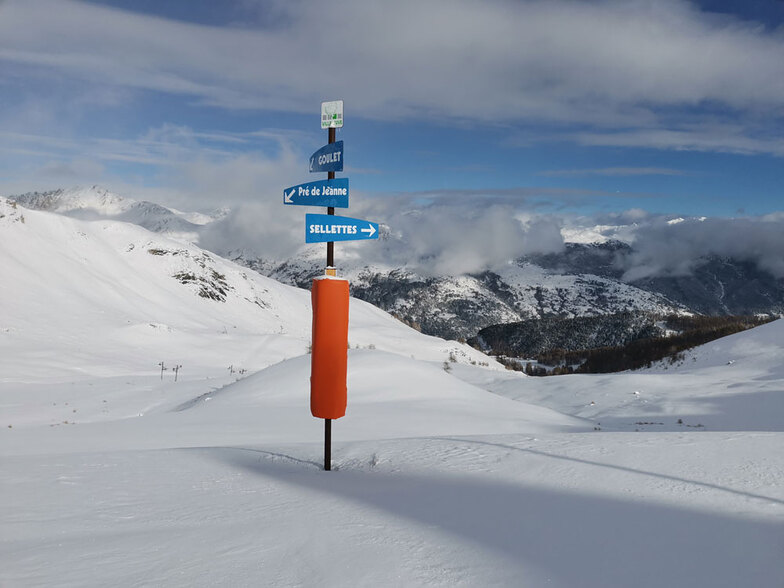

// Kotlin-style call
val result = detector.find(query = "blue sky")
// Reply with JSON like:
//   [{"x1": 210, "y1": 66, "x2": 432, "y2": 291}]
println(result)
[{"x1": 1, "y1": 0, "x2": 783, "y2": 220}]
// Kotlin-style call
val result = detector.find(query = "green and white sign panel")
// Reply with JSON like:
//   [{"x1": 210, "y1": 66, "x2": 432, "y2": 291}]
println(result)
[{"x1": 321, "y1": 100, "x2": 344, "y2": 129}]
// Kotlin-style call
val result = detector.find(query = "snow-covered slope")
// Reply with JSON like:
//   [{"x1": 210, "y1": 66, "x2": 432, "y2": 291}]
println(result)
[
  {"x1": 0, "y1": 196, "x2": 492, "y2": 382},
  {"x1": 1, "y1": 196, "x2": 782, "y2": 587},
  {"x1": 461, "y1": 318, "x2": 784, "y2": 433}
]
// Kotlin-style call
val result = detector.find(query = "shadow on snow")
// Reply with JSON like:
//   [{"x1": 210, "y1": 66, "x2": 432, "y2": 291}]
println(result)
[{"x1": 210, "y1": 445, "x2": 784, "y2": 588}]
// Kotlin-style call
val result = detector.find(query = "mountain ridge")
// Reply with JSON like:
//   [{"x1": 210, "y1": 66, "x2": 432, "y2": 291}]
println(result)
[
  {"x1": 0, "y1": 194, "x2": 488, "y2": 383},
  {"x1": 8, "y1": 186, "x2": 783, "y2": 342}
]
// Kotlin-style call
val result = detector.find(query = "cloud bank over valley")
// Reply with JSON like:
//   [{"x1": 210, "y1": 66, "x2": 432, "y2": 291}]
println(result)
[{"x1": 199, "y1": 194, "x2": 784, "y2": 282}]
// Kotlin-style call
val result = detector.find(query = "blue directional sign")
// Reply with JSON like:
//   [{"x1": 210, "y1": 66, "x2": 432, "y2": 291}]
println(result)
[
  {"x1": 309, "y1": 141, "x2": 343, "y2": 173},
  {"x1": 305, "y1": 213, "x2": 379, "y2": 243},
  {"x1": 283, "y1": 179, "x2": 348, "y2": 208}
]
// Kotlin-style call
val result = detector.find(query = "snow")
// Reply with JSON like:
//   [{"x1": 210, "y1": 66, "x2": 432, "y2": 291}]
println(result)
[
  {"x1": 2, "y1": 199, "x2": 783, "y2": 587},
  {"x1": 495, "y1": 261, "x2": 680, "y2": 318},
  {"x1": 560, "y1": 222, "x2": 639, "y2": 244},
  {"x1": 9, "y1": 186, "x2": 210, "y2": 242},
  {"x1": 463, "y1": 319, "x2": 784, "y2": 434}
]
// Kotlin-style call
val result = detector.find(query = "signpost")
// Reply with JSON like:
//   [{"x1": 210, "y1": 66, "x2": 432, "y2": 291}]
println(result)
[
  {"x1": 321, "y1": 100, "x2": 343, "y2": 129},
  {"x1": 305, "y1": 213, "x2": 379, "y2": 243},
  {"x1": 283, "y1": 179, "x2": 349, "y2": 208},
  {"x1": 309, "y1": 141, "x2": 344, "y2": 173},
  {"x1": 282, "y1": 100, "x2": 379, "y2": 471}
]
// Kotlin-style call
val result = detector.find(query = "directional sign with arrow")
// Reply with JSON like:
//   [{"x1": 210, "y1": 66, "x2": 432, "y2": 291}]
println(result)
[
  {"x1": 283, "y1": 179, "x2": 349, "y2": 208},
  {"x1": 310, "y1": 141, "x2": 343, "y2": 173},
  {"x1": 305, "y1": 213, "x2": 379, "y2": 243}
]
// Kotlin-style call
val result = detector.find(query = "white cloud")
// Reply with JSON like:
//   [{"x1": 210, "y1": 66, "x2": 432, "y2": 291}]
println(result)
[
  {"x1": 619, "y1": 216, "x2": 784, "y2": 280},
  {"x1": 0, "y1": 124, "x2": 309, "y2": 209},
  {"x1": 392, "y1": 205, "x2": 552, "y2": 276},
  {"x1": 199, "y1": 201, "x2": 304, "y2": 260},
  {"x1": 38, "y1": 158, "x2": 104, "y2": 179},
  {"x1": 574, "y1": 126, "x2": 784, "y2": 157},
  {"x1": 1, "y1": 0, "x2": 783, "y2": 155},
  {"x1": 198, "y1": 195, "x2": 784, "y2": 281},
  {"x1": 200, "y1": 191, "x2": 566, "y2": 276},
  {"x1": 541, "y1": 167, "x2": 688, "y2": 177}
]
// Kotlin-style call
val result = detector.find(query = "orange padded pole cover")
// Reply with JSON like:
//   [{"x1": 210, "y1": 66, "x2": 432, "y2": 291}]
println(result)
[{"x1": 310, "y1": 277, "x2": 349, "y2": 419}]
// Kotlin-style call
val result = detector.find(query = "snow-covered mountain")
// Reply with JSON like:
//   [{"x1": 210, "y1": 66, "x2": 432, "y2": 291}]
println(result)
[
  {"x1": 8, "y1": 186, "x2": 783, "y2": 344},
  {"x1": 2, "y1": 194, "x2": 781, "y2": 586},
  {"x1": 236, "y1": 252, "x2": 687, "y2": 340},
  {"x1": 9, "y1": 186, "x2": 219, "y2": 241},
  {"x1": 528, "y1": 241, "x2": 784, "y2": 318},
  {"x1": 0, "y1": 195, "x2": 488, "y2": 386},
  {"x1": 241, "y1": 243, "x2": 784, "y2": 341}
]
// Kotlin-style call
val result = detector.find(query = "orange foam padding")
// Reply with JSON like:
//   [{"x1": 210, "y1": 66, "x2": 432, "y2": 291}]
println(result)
[{"x1": 310, "y1": 277, "x2": 349, "y2": 419}]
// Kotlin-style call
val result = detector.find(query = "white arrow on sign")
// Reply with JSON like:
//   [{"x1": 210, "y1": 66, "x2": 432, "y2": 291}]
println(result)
[
  {"x1": 361, "y1": 224, "x2": 376, "y2": 237},
  {"x1": 284, "y1": 188, "x2": 295, "y2": 204}
]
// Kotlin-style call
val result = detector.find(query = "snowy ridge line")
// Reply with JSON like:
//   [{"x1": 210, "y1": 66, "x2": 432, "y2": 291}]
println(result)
[{"x1": 8, "y1": 186, "x2": 218, "y2": 241}]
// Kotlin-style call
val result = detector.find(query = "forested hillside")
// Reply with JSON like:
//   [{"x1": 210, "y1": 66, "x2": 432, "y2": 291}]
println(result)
[{"x1": 474, "y1": 314, "x2": 775, "y2": 375}]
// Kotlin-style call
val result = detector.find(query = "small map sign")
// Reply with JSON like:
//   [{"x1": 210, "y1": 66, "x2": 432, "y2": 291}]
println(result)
[
  {"x1": 310, "y1": 141, "x2": 344, "y2": 173},
  {"x1": 321, "y1": 100, "x2": 344, "y2": 129},
  {"x1": 283, "y1": 179, "x2": 349, "y2": 208},
  {"x1": 306, "y1": 213, "x2": 379, "y2": 243}
]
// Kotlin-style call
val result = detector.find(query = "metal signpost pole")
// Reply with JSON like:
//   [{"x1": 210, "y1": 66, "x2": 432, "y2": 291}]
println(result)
[
  {"x1": 324, "y1": 417, "x2": 332, "y2": 471},
  {"x1": 325, "y1": 125, "x2": 335, "y2": 471},
  {"x1": 327, "y1": 126, "x2": 336, "y2": 268}
]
